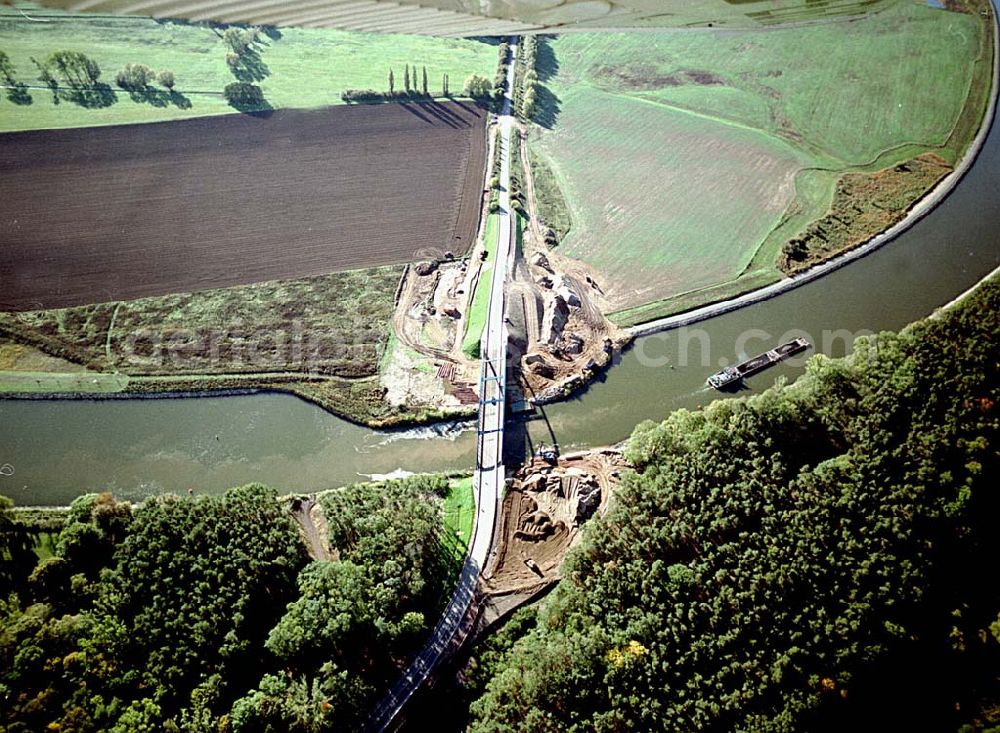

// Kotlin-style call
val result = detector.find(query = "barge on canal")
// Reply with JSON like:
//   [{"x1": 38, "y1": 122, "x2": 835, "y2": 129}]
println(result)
[{"x1": 707, "y1": 337, "x2": 811, "y2": 390}]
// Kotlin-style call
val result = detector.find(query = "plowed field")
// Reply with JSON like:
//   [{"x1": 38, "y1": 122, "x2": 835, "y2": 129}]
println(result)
[{"x1": 0, "y1": 101, "x2": 486, "y2": 310}]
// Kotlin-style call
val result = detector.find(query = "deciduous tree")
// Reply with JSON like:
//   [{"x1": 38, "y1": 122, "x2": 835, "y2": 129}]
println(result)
[{"x1": 157, "y1": 69, "x2": 175, "y2": 90}]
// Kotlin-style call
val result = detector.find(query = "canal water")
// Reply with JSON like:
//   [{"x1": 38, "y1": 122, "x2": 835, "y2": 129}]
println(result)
[{"x1": 2, "y1": 114, "x2": 999, "y2": 506}]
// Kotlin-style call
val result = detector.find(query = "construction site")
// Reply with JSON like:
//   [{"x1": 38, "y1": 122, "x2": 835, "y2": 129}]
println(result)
[
  {"x1": 382, "y1": 122, "x2": 631, "y2": 419},
  {"x1": 476, "y1": 449, "x2": 625, "y2": 625},
  {"x1": 286, "y1": 447, "x2": 626, "y2": 636}
]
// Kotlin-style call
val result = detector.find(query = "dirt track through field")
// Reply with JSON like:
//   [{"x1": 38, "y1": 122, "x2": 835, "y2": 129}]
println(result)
[{"x1": 0, "y1": 101, "x2": 486, "y2": 310}]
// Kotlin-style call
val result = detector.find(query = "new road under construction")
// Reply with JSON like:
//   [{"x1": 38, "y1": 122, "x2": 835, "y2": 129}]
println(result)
[
  {"x1": 364, "y1": 39, "x2": 519, "y2": 733},
  {"x1": 366, "y1": 38, "x2": 624, "y2": 732}
]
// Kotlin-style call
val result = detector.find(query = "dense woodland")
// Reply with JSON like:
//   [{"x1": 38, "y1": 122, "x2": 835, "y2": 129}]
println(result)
[
  {"x1": 0, "y1": 475, "x2": 454, "y2": 732},
  {"x1": 467, "y1": 278, "x2": 1000, "y2": 731}
]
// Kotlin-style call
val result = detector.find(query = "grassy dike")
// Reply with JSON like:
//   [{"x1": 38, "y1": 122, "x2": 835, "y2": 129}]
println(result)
[{"x1": 461, "y1": 213, "x2": 500, "y2": 359}]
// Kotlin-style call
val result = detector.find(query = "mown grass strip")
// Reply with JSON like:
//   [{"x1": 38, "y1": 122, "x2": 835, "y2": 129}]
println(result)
[
  {"x1": 0, "y1": 370, "x2": 129, "y2": 394},
  {"x1": 461, "y1": 213, "x2": 499, "y2": 359},
  {"x1": 443, "y1": 476, "x2": 475, "y2": 561}
]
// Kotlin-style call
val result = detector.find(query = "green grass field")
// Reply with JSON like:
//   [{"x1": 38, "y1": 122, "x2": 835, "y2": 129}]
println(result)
[
  {"x1": 529, "y1": 1, "x2": 991, "y2": 322},
  {"x1": 443, "y1": 476, "x2": 475, "y2": 560},
  {"x1": 0, "y1": 3, "x2": 495, "y2": 131},
  {"x1": 538, "y1": 89, "x2": 808, "y2": 310},
  {"x1": 461, "y1": 213, "x2": 500, "y2": 359}
]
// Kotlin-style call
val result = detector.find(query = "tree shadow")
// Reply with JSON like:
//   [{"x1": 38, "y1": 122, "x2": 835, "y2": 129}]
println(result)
[
  {"x1": 63, "y1": 82, "x2": 117, "y2": 109},
  {"x1": 261, "y1": 26, "x2": 282, "y2": 41},
  {"x1": 443, "y1": 96, "x2": 483, "y2": 118},
  {"x1": 399, "y1": 101, "x2": 433, "y2": 125},
  {"x1": 228, "y1": 49, "x2": 270, "y2": 83},
  {"x1": 529, "y1": 84, "x2": 561, "y2": 129},
  {"x1": 423, "y1": 100, "x2": 474, "y2": 127},
  {"x1": 6, "y1": 83, "x2": 33, "y2": 105},
  {"x1": 126, "y1": 86, "x2": 193, "y2": 109},
  {"x1": 535, "y1": 36, "x2": 559, "y2": 83},
  {"x1": 129, "y1": 87, "x2": 168, "y2": 107},
  {"x1": 169, "y1": 90, "x2": 192, "y2": 109},
  {"x1": 228, "y1": 98, "x2": 274, "y2": 117}
]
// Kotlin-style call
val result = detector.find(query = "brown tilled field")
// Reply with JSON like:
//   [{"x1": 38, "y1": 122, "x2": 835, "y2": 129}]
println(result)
[{"x1": 0, "y1": 101, "x2": 486, "y2": 310}]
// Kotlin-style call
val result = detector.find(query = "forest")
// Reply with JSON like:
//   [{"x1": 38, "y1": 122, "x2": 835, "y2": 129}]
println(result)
[
  {"x1": 0, "y1": 475, "x2": 456, "y2": 732},
  {"x1": 467, "y1": 277, "x2": 1000, "y2": 731}
]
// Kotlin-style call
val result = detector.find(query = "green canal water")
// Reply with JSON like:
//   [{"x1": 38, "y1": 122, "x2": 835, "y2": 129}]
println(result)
[{"x1": 2, "y1": 117, "x2": 999, "y2": 506}]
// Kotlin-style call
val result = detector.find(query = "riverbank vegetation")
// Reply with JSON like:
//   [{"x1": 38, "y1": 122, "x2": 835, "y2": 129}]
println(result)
[
  {"x1": 778, "y1": 153, "x2": 953, "y2": 273},
  {"x1": 0, "y1": 267, "x2": 473, "y2": 425},
  {"x1": 523, "y1": 0, "x2": 993, "y2": 326},
  {"x1": 0, "y1": 2, "x2": 494, "y2": 132},
  {"x1": 0, "y1": 474, "x2": 465, "y2": 731},
  {"x1": 466, "y1": 273, "x2": 1000, "y2": 730}
]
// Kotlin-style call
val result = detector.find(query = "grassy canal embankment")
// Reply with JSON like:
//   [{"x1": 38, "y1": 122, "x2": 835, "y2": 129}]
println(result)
[{"x1": 522, "y1": 0, "x2": 995, "y2": 327}]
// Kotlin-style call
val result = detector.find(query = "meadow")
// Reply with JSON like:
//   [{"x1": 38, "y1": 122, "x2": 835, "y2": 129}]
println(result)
[
  {"x1": 528, "y1": 1, "x2": 991, "y2": 323},
  {"x1": 0, "y1": 3, "x2": 495, "y2": 131},
  {"x1": 538, "y1": 88, "x2": 807, "y2": 312}
]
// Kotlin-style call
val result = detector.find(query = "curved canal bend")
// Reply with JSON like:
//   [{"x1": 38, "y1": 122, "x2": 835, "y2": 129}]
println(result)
[{"x1": 3, "y1": 113, "x2": 1000, "y2": 506}]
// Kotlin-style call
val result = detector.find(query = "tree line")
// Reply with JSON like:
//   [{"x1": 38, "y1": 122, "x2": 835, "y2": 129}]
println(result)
[
  {"x1": 2, "y1": 27, "x2": 267, "y2": 114},
  {"x1": 466, "y1": 276, "x2": 1000, "y2": 731},
  {"x1": 515, "y1": 36, "x2": 539, "y2": 120},
  {"x1": 341, "y1": 41, "x2": 510, "y2": 109},
  {"x1": 222, "y1": 26, "x2": 270, "y2": 111},
  {"x1": 0, "y1": 49, "x2": 180, "y2": 109}
]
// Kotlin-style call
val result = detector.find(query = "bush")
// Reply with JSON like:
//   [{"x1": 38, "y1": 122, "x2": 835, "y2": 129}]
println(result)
[
  {"x1": 157, "y1": 69, "x2": 175, "y2": 90},
  {"x1": 224, "y1": 81, "x2": 264, "y2": 108},
  {"x1": 115, "y1": 63, "x2": 154, "y2": 91},
  {"x1": 340, "y1": 88, "x2": 386, "y2": 103},
  {"x1": 222, "y1": 27, "x2": 257, "y2": 56},
  {"x1": 463, "y1": 74, "x2": 492, "y2": 99}
]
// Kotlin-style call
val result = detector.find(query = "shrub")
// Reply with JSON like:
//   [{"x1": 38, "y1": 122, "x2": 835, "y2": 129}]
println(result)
[
  {"x1": 115, "y1": 63, "x2": 154, "y2": 91},
  {"x1": 222, "y1": 27, "x2": 257, "y2": 56},
  {"x1": 340, "y1": 88, "x2": 385, "y2": 103},
  {"x1": 223, "y1": 81, "x2": 264, "y2": 108},
  {"x1": 157, "y1": 69, "x2": 175, "y2": 90},
  {"x1": 463, "y1": 74, "x2": 492, "y2": 99}
]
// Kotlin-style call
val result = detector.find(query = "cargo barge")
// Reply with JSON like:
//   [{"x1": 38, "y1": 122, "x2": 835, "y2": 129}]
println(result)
[{"x1": 706, "y1": 337, "x2": 811, "y2": 390}]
